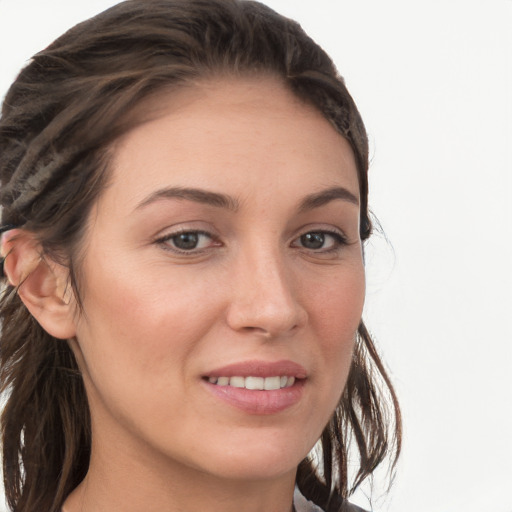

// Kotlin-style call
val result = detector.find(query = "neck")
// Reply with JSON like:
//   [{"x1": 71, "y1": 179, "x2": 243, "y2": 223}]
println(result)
[{"x1": 62, "y1": 430, "x2": 297, "y2": 512}]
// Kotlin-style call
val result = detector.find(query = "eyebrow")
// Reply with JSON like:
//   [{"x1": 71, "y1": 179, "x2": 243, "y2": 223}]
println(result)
[
  {"x1": 135, "y1": 185, "x2": 358, "y2": 213},
  {"x1": 298, "y1": 186, "x2": 359, "y2": 212},
  {"x1": 135, "y1": 187, "x2": 240, "y2": 212}
]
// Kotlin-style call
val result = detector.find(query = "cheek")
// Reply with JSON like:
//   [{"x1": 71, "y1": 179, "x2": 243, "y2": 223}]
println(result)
[
  {"x1": 307, "y1": 263, "x2": 365, "y2": 337},
  {"x1": 304, "y1": 264, "x2": 365, "y2": 390},
  {"x1": 74, "y1": 259, "x2": 224, "y2": 387}
]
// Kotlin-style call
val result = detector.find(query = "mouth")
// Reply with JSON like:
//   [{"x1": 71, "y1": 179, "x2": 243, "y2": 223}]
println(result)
[
  {"x1": 204, "y1": 375, "x2": 297, "y2": 390},
  {"x1": 201, "y1": 360, "x2": 307, "y2": 414}
]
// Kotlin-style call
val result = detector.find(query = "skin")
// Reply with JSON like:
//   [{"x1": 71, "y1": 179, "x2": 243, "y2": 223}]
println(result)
[{"x1": 14, "y1": 77, "x2": 365, "y2": 512}]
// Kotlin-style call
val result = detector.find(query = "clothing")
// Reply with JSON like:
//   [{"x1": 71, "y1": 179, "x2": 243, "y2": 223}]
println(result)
[
  {"x1": 293, "y1": 487, "x2": 324, "y2": 512},
  {"x1": 294, "y1": 487, "x2": 325, "y2": 512},
  {"x1": 294, "y1": 487, "x2": 368, "y2": 512}
]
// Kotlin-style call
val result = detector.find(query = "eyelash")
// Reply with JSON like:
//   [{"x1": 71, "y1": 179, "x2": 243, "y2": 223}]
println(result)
[
  {"x1": 155, "y1": 229, "x2": 220, "y2": 255},
  {"x1": 155, "y1": 228, "x2": 348, "y2": 255},
  {"x1": 292, "y1": 229, "x2": 348, "y2": 254}
]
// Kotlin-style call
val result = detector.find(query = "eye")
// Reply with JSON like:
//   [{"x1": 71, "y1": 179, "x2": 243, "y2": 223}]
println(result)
[
  {"x1": 157, "y1": 230, "x2": 218, "y2": 253},
  {"x1": 292, "y1": 230, "x2": 347, "y2": 252}
]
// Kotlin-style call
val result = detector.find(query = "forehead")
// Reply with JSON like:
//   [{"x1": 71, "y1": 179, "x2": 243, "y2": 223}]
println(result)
[{"x1": 105, "y1": 76, "x2": 359, "y2": 210}]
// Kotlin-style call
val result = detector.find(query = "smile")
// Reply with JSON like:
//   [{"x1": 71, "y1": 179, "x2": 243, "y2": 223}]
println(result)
[
  {"x1": 207, "y1": 375, "x2": 296, "y2": 390},
  {"x1": 202, "y1": 360, "x2": 307, "y2": 414}
]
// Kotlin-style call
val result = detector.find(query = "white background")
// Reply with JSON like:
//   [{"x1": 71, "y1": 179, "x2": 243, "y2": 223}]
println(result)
[{"x1": 0, "y1": 1, "x2": 511, "y2": 511}]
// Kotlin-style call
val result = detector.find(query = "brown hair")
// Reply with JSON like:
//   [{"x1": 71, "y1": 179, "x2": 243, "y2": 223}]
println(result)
[{"x1": 0, "y1": 1, "x2": 401, "y2": 511}]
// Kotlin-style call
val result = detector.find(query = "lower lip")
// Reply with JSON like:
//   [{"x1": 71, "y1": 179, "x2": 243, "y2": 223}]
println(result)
[{"x1": 203, "y1": 379, "x2": 305, "y2": 415}]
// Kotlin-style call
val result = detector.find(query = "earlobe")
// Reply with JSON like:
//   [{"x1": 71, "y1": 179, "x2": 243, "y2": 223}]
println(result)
[{"x1": 2, "y1": 229, "x2": 77, "y2": 340}]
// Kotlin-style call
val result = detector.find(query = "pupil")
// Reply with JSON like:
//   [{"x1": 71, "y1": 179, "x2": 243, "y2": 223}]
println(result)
[
  {"x1": 174, "y1": 232, "x2": 199, "y2": 250},
  {"x1": 301, "y1": 232, "x2": 324, "y2": 249}
]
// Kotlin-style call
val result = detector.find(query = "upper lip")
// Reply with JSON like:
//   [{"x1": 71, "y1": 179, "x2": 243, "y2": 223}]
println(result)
[{"x1": 204, "y1": 359, "x2": 307, "y2": 379}]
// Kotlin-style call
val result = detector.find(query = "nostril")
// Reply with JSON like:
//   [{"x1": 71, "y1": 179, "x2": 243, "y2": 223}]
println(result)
[{"x1": 241, "y1": 325, "x2": 272, "y2": 336}]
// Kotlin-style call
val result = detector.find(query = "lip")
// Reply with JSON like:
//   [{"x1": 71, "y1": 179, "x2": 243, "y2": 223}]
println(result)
[
  {"x1": 204, "y1": 359, "x2": 308, "y2": 379},
  {"x1": 202, "y1": 359, "x2": 307, "y2": 415}
]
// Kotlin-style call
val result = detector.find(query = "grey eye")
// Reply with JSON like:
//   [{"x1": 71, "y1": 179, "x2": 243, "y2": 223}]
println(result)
[
  {"x1": 165, "y1": 231, "x2": 214, "y2": 251},
  {"x1": 293, "y1": 230, "x2": 347, "y2": 252},
  {"x1": 172, "y1": 232, "x2": 200, "y2": 250},
  {"x1": 300, "y1": 232, "x2": 326, "y2": 249}
]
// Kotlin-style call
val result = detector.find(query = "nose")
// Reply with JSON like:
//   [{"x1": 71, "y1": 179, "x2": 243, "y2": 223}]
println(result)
[{"x1": 225, "y1": 247, "x2": 307, "y2": 338}]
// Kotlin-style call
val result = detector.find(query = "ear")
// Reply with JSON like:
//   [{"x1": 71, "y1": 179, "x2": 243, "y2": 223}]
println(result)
[{"x1": 2, "y1": 229, "x2": 77, "y2": 340}]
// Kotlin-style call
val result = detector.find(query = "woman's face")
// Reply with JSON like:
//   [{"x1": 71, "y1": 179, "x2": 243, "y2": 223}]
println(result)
[{"x1": 70, "y1": 77, "x2": 365, "y2": 482}]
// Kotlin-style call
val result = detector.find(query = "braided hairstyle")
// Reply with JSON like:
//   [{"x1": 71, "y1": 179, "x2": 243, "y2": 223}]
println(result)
[{"x1": 0, "y1": 1, "x2": 401, "y2": 511}]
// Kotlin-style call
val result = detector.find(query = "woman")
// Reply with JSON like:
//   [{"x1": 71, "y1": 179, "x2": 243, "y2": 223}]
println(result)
[{"x1": 0, "y1": 1, "x2": 401, "y2": 511}]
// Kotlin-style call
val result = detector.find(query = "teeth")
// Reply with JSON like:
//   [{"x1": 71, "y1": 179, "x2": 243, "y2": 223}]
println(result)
[
  {"x1": 207, "y1": 375, "x2": 297, "y2": 390},
  {"x1": 245, "y1": 376, "x2": 264, "y2": 390},
  {"x1": 230, "y1": 376, "x2": 245, "y2": 388},
  {"x1": 264, "y1": 376, "x2": 281, "y2": 390}
]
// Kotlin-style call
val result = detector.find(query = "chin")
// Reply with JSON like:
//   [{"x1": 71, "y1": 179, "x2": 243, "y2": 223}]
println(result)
[
  {"x1": 206, "y1": 456, "x2": 300, "y2": 482},
  {"x1": 190, "y1": 431, "x2": 313, "y2": 481}
]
